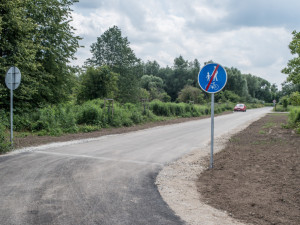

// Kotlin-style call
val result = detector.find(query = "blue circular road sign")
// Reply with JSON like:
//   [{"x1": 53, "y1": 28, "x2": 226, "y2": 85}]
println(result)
[{"x1": 198, "y1": 63, "x2": 227, "y2": 93}]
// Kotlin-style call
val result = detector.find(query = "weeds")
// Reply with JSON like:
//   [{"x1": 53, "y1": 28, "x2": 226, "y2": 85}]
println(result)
[{"x1": 0, "y1": 99, "x2": 264, "y2": 148}]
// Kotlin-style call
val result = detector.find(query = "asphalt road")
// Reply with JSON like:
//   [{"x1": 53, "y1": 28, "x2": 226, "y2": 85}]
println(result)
[{"x1": 0, "y1": 107, "x2": 271, "y2": 225}]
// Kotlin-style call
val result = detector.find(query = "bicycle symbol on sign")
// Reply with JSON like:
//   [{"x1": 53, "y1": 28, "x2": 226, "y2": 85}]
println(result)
[{"x1": 209, "y1": 82, "x2": 219, "y2": 90}]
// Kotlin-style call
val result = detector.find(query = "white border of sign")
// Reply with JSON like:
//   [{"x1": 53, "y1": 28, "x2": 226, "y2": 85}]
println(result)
[{"x1": 198, "y1": 63, "x2": 228, "y2": 94}]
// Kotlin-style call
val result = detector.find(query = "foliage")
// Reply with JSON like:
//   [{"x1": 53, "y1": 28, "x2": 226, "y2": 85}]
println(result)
[
  {"x1": 289, "y1": 91, "x2": 300, "y2": 106},
  {"x1": 215, "y1": 90, "x2": 240, "y2": 103},
  {"x1": 0, "y1": 123, "x2": 10, "y2": 154},
  {"x1": 86, "y1": 25, "x2": 141, "y2": 103},
  {"x1": 282, "y1": 31, "x2": 300, "y2": 85},
  {"x1": 224, "y1": 67, "x2": 249, "y2": 101},
  {"x1": 282, "y1": 96, "x2": 289, "y2": 109},
  {"x1": 287, "y1": 107, "x2": 300, "y2": 133},
  {"x1": 76, "y1": 101, "x2": 103, "y2": 125},
  {"x1": 141, "y1": 75, "x2": 164, "y2": 92},
  {"x1": 177, "y1": 85, "x2": 205, "y2": 104},
  {"x1": 0, "y1": 0, "x2": 81, "y2": 112},
  {"x1": 164, "y1": 56, "x2": 200, "y2": 101},
  {"x1": 143, "y1": 60, "x2": 160, "y2": 76},
  {"x1": 140, "y1": 74, "x2": 169, "y2": 101},
  {"x1": 279, "y1": 82, "x2": 300, "y2": 97},
  {"x1": 77, "y1": 66, "x2": 119, "y2": 103}
]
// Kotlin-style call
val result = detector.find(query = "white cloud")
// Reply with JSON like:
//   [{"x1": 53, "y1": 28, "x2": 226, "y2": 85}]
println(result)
[{"x1": 70, "y1": 0, "x2": 299, "y2": 88}]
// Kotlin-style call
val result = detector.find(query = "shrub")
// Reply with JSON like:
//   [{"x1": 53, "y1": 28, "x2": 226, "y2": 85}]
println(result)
[
  {"x1": 32, "y1": 106, "x2": 60, "y2": 132},
  {"x1": 150, "y1": 100, "x2": 171, "y2": 116},
  {"x1": 177, "y1": 85, "x2": 205, "y2": 104},
  {"x1": 0, "y1": 123, "x2": 10, "y2": 154},
  {"x1": 289, "y1": 92, "x2": 300, "y2": 106},
  {"x1": 288, "y1": 107, "x2": 300, "y2": 133},
  {"x1": 77, "y1": 102, "x2": 102, "y2": 125}
]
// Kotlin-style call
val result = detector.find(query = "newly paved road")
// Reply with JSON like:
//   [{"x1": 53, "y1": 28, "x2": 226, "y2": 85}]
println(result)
[{"x1": 0, "y1": 108, "x2": 271, "y2": 225}]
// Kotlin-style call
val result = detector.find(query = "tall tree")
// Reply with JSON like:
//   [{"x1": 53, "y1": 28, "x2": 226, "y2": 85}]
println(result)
[
  {"x1": 28, "y1": 0, "x2": 81, "y2": 105},
  {"x1": 87, "y1": 26, "x2": 141, "y2": 102},
  {"x1": 0, "y1": 0, "x2": 81, "y2": 111},
  {"x1": 143, "y1": 60, "x2": 160, "y2": 76},
  {"x1": 282, "y1": 30, "x2": 300, "y2": 84},
  {"x1": 224, "y1": 67, "x2": 249, "y2": 100},
  {"x1": 0, "y1": 0, "x2": 39, "y2": 111},
  {"x1": 77, "y1": 66, "x2": 119, "y2": 103}
]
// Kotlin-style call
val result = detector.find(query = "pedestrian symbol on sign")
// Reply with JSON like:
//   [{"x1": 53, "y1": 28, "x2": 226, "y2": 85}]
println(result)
[{"x1": 198, "y1": 63, "x2": 227, "y2": 94}]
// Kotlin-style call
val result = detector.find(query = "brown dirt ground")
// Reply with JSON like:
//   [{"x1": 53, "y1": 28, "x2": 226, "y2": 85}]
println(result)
[
  {"x1": 197, "y1": 114, "x2": 300, "y2": 225},
  {"x1": 13, "y1": 112, "x2": 231, "y2": 150}
]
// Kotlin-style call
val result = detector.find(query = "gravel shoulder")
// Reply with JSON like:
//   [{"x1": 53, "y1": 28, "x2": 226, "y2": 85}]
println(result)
[{"x1": 155, "y1": 112, "x2": 278, "y2": 225}]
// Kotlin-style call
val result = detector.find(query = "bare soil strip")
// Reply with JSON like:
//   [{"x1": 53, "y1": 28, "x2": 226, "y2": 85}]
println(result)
[{"x1": 198, "y1": 114, "x2": 299, "y2": 225}]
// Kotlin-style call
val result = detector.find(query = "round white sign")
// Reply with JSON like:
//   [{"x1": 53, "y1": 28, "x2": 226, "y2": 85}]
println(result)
[{"x1": 5, "y1": 66, "x2": 21, "y2": 90}]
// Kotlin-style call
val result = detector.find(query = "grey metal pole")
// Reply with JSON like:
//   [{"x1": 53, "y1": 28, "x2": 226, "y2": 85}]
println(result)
[
  {"x1": 210, "y1": 93, "x2": 214, "y2": 169},
  {"x1": 10, "y1": 67, "x2": 14, "y2": 147}
]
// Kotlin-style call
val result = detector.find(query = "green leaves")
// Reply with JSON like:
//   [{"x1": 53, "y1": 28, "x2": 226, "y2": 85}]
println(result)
[
  {"x1": 87, "y1": 25, "x2": 139, "y2": 69},
  {"x1": 87, "y1": 26, "x2": 142, "y2": 103},
  {"x1": 282, "y1": 30, "x2": 300, "y2": 85},
  {"x1": 0, "y1": 0, "x2": 81, "y2": 112},
  {"x1": 77, "y1": 66, "x2": 119, "y2": 103}
]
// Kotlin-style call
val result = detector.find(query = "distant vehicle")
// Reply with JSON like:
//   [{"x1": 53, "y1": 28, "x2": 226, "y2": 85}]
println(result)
[{"x1": 234, "y1": 104, "x2": 246, "y2": 112}]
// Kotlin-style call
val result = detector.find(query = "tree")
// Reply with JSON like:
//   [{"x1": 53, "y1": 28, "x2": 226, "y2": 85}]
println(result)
[
  {"x1": 224, "y1": 67, "x2": 249, "y2": 100},
  {"x1": 140, "y1": 75, "x2": 171, "y2": 101},
  {"x1": 177, "y1": 85, "x2": 205, "y2": 104},
  {"x1": 244, "y1": 74, "x2": 259, "y2": 98},
  {"x1": 279, "y1": 81, "x2": 300, "y2": 97},
  {"x1": 143, "y1": 60, "x2": 160, "y2": 76},
  {"x1": 0, "y1": 0, "x2": 39, "y2": 111},
  {"x1": 77, "y1": 66, "x2": 119, "y2": 103},
  {"x1": 289, "y1": 91, "x2": 300, "y2": 106},
  {"x1": 141, "y1": 75, "x2": 164, "y2": 91},
  {"x1": 86, "y1": 26, "x2": 141, "y2": 103},
  {"x1": 0, "y1": 0, "x2": 81, "y2": 111},
  {"x1": 165, "y1": 55, "x2": 190, "y2": 101},
  {"x1": 282, "y1": 31, "x2": 300, "y2": 84}
]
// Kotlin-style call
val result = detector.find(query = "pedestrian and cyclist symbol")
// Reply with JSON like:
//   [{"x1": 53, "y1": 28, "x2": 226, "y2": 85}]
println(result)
[
  {"x1": 198, "y1": 63, "x2": 227, "y2": 94},
  {"x1": 197, "y1": 63, "x2": 227, "y2": 169}
]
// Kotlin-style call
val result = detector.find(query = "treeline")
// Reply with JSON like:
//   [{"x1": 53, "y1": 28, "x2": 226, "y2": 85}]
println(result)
[
  {"x1": 76, "y1": 25, "x2": 280, "y2": 107},
  {"x1": 0, "y1": 1, "x2": 298, "y2": 115}
]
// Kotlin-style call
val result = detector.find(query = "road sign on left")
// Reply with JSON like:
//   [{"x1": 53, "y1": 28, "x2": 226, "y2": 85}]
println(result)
[{"x1": 5, "y1": 66, "x2": 21, "y2": 90}]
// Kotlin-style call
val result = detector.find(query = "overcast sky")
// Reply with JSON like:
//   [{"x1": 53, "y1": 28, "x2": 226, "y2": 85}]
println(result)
[{"x1": 70, "y1": 0, "x2": 300, "y2": 88}]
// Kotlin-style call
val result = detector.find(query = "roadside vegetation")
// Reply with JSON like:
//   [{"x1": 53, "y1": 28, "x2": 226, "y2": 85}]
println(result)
[
  {"x1": 0, "y1": 100, "x2": 264, "y2": 153},
  {"x1": 0, "y1": 1, "x2": 299, "y2": 153}
]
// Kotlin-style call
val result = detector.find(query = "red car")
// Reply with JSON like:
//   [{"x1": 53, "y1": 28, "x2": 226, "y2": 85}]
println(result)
[{"x1": 234, "y1": 104, "x2": 246, "y2": 112}]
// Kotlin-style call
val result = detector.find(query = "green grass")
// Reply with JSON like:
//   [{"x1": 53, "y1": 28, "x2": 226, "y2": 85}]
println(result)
[
  {"x1": 262, "y1": 122, "x2": 276, "y2": 129},
  {"x1": 259, "y1": 130, "x2": 266, "y2": 134}
]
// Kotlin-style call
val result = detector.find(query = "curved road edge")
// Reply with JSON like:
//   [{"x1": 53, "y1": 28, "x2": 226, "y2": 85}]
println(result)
[{"x1": 155, "y1": 108, "x2": 272, "y2": 225}]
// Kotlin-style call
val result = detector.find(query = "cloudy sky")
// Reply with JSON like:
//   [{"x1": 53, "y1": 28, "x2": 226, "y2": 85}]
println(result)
[{"x1": 70, "y1": 0, "x2": 300, "y2": 88}]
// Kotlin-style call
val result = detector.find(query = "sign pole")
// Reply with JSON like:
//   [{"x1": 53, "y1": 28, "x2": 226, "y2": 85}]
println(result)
[
  {"x1": 198, "y1": 63, "x2": 227, "y2": 169},
  {"x1": 210, "y1": 93, "x2": 214, "y2": 169},
  {"x1": 5, "y1": 66, "x2": 21, "y2": 148},
  {"x1": 10, "y1": 67, "x2": 14, "y2": 146}
]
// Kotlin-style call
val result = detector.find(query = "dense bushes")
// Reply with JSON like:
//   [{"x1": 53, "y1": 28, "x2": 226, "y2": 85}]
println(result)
[
  {"x1": 0, "y1": 99, "x2": 263, "y2": 149},
  {"x1": 287, "y1": 107, "x2": 300, "y2": 133},
  {"x1": 149, "y1": 100, "x2": 235, "y2": 117},
  {"x1": 0, "y1": 110, "x2": 10, "y2": 153},
  {"x1": 0, "y1": 123, "x2": 10, "y2": 153}
]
